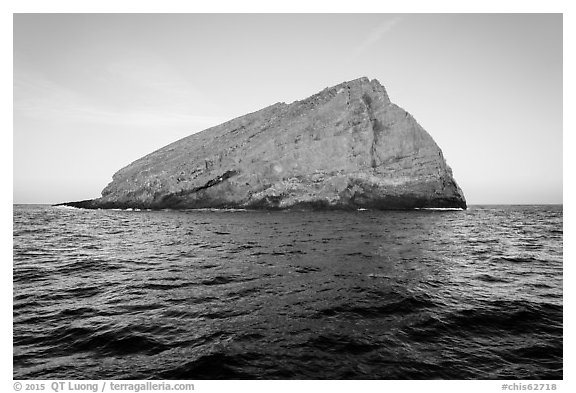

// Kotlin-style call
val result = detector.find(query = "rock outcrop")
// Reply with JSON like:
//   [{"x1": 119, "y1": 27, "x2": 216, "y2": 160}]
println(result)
[{"x1": 59, "y1": 77, "x2": 466, "y2": 210}]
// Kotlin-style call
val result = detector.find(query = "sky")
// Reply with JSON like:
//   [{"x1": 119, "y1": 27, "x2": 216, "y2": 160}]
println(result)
[{"x1": 13, "y1": 13, "x2": 563, "y2": 205}]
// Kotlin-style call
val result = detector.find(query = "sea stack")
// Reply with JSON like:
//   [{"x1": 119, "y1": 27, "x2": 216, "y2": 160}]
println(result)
[{"x1": 61, "y1": 77, "x2": 466, "y2": 210}]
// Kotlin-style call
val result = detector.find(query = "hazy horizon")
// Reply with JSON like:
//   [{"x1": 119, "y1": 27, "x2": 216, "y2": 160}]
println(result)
[{"x1": 13, "y1": 14, "x2": 563, "y2": 205}]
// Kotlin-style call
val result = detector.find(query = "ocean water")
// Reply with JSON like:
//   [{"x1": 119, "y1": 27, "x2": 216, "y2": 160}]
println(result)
[{"x1": 13, "y1": 204, "x2": 563, "y2": 380}]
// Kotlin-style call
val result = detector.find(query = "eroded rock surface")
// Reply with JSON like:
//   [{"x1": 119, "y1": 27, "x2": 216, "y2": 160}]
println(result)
[{"x1": 61, "y1": 77, "x2": 466, "y2": 210}]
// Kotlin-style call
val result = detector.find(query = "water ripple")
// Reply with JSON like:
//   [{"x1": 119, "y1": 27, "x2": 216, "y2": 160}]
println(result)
[{"x1": 13, "y1": 204, "x2": 563, "y2": 379}]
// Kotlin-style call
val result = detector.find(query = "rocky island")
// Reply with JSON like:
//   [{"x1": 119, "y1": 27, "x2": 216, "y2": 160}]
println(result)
[{"x1": 58, "y1": 77, "x2": 466, "y2": 210}]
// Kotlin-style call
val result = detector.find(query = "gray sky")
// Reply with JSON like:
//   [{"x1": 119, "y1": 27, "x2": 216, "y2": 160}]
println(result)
[{"x1": 13, "y1": 13, "x2": 562, "y2": 204}]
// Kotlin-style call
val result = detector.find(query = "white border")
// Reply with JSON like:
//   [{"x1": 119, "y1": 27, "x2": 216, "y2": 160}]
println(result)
[{"x1": 4, "y1": 1, "x2": 572, "y2": 391}]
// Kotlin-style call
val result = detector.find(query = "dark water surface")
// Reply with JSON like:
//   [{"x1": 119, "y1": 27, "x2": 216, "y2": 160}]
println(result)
[{"x1": 13, "y1": 205, "x2": 563, "y2": 379}]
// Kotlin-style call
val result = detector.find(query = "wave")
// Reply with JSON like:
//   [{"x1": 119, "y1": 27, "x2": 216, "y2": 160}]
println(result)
[
  {"x1": 159, "y1": 352, "x2": 255, "y2": 379},
  {"x1": 315, "y1": 294, "x2": 436, "y2": 319},
  {"x1": 405, "y1": 300, "x2": 562, "y2": 341},
  {"x1": 303, "y1": 333, "x2": 379, "y2": 354}
]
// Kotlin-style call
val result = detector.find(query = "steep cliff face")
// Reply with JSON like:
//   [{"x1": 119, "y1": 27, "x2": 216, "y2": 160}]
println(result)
[{"x1": 62, "y1": 77, "x2": 466, "y2": 210}]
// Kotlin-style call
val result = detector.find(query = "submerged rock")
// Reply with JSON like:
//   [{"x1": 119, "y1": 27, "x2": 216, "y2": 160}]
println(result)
[{"x1": 59, "y1": 77, "x2": 466, "y2": 210}]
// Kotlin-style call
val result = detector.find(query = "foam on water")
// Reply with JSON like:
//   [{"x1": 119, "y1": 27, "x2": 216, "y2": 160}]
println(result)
[{"x1": 414, "y1": 207, "x2": 465, "y2": 211}]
